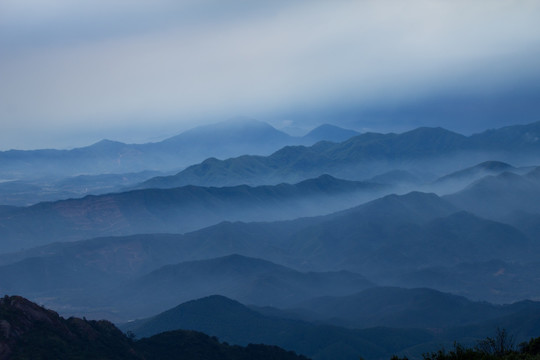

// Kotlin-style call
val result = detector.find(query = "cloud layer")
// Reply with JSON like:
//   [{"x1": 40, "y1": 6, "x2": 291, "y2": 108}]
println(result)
[{"x1": 1, "y1": 0, "x2": 540, "y2": 149}]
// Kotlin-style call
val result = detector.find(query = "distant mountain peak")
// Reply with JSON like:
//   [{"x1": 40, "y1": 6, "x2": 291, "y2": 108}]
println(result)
[
  {"x1": 469, "y1": 120, "x2": 540, "y2": 149},
  {"x1": 474, "y1": 160, "x2": 514, "y2": 171},
  {"x1": 303, "y1": 124, "x2": 359, "y2": 143},
  {"x1": 391, "y1": 190, "x2": 441, "y2": 202},
  {"x1": 148, "y1": 254, "x2": 289, "y2": 280},
  {"x1": 88, "y1": 139, "x2": 126, "y2": 148},
  {"x1": 351, "y1": 191, "x2": 456, "y2": 223},
  {"x1": 526, "y1": 166, "x2": 540, "y2": 180},
  {"x1": 182, "y1": 294, "x2": 243, "y2": 307},
  {"x1": 434, "y1": 160, "x2": 515, "y2": 185},
  {"x1": 403, "y1": 126, "x2": 456, "y2": 134},
  {"x1": 313, "y1": 173, "x2": 339, "y2": 182},
  {"x1": 160, "y1": 119, "x2": 292, "y2": 150},
  {"x1": 295, "y1": 174, "x2": 343, "y2": 187},
  {"x1": 201, "y1": 253, "x2": 280, "y2": 268},
  {"x1": 497, "y1": 170, "x2": 523, "y2": 181},
  {"x1": 400, "y1": 126, "x2": 467, "y2": 141}
]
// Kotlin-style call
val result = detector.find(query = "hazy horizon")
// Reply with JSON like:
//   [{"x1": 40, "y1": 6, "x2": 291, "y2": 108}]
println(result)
[
  {"x1": 2, "y1": 0, "x2": 540, "y2": 150},
  {"x1": 1, "y1": 116, "x2": 538, "y2": 152}
]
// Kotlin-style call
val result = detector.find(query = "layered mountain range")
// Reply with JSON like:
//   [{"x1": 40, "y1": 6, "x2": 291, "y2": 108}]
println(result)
[
  {"x1": 0, "y1": 120, "x2": 358, "y2": 180},
  {"x1": 139, "y1": 121, "x2": 540, "y2": 188},
  {"x1": 121, "y1": 294, "x2": 540, "y2": 360},
  {"x1": 0, "y1": 175, "x2": 387, "y2": 251},
  {"x1": 0, "y1": 120, "x2": 358, "y2": 206},
  {"x1": 2, "y1": 120, "x2": 540, "y2": 360}
]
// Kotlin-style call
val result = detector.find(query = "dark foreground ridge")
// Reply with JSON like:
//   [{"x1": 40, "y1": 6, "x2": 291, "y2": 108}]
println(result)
[
  {"x1": 392, "y1": 328, "x2": 540, "y2": 360},
  {"x1": 0, "y1": 295, "x2": 310, "y2": 360}
]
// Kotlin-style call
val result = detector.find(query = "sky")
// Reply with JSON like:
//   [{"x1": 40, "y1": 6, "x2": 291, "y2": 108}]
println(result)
[{"x1": 1, "y1": 0, "x2": 540, "y2": 150}]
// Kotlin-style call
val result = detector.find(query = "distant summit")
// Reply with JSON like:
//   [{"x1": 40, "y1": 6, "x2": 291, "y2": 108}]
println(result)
[
  {"x1": 0, "y1": 119, "x2": 362, "y2": 180},
  {"x1": 162, "y1": 118, "x2": 292, "y2": 147},
  {"x1": 445, "y1": 166, "x2": 540, "y2": 219},
  {"x1": 469, "y1": 120, "x2": 540, "y2": 150},
  {"x1": 139, "y1": 120, "x2": 540, "y2": 188},
  {"x1": 302, "y1": 124, "x2": 359, "y2": 143},
  {"x1": 434, "y1": 160, "x2": 515, "y2": 185},
  {"x1": 117, "y1": 254, "x2": 374, "y2": 315}
]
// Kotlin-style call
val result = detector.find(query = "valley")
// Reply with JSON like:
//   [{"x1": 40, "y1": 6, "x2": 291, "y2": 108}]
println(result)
[{"x1": 2, "y1": 120, "x2": 540, "y2": 359}]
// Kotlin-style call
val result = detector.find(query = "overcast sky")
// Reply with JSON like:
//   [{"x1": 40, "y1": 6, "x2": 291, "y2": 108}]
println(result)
[{"x1": 1, "y1": 0, "x2": 540, "y2": 150}]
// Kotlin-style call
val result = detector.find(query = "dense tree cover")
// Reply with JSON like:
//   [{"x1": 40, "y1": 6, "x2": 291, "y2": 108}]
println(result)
[
  {"x1": 391, "y1": 329, "x2": 540, "y2": 360},
  {"x1": 136, "y1": 330, "x2": 310, "y2": 360}
]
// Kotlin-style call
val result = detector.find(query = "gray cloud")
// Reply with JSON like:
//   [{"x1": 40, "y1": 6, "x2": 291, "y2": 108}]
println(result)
[{"x1": 1, "y1": 0, "x2": 540, "y2": 149}]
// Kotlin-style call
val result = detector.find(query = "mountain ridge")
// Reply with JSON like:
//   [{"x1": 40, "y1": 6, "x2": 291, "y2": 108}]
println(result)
[
  {"x1": 0, "y1": 119, "x2": 357, "y2": 180},
  {"x1": 0, "y1": 174, "x2": 387, "y2": 252},
  {"x1": 1, "y1": 190, "x2": 536, "y2": 319},
  {"x1": 113, "y1": 254, "x2": 374, "y2": 316},
  {"x1": 140, "y1": 121, "x2": 540, "y2": 189},
  {"x1": 0, "y1": 295, "x2": 309, "y2": 360},
  {"x1": 123, "y1": 293, "x2": 540, "y2": 360}
]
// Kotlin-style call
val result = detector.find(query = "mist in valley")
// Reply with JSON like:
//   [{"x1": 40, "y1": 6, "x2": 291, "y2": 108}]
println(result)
[
  {"x1": 2, "y1": 121, "x2": 540, "y2": 359},
  {"x1": 2, "y1": 1, "x2": 540, "y2": 359}
]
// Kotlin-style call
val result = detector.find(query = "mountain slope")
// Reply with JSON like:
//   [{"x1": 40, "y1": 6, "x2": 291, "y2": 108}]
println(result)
[
  {"x1": 0, "y1": 119, "x2": 365, "y2": 183},
  {"x1": 1, "y1": 190, "x2": 535, "y2": 316},
  {"x1": 301, "y1": 124, "x2": 359, "y2": 143},
  {"x1": 444, "y1": 166, "x2": 540, "y2": 221},
  {"x1": 468, "y1": 120, "x2": 540, "y2": 151},
  {"x1": 435, "y1": 161, "x2": 515, "y2": 183},
  {"x1": 0, "y1": 251, "x2": 374, "y2": 320},
  {"x1": 291, "y1": 287, "x2": 536, "y2": 329},
  {"x1": 0, "y1": 170, "x2": 164, "y2": 207},
  {"x1": 0, "y1": 119, "x2": 303, "y2": 180},
  {"x1": 282, "y1": 198, "x2": 532, "y2": 278},
  {"x1": 0, "y1": 295, "x2": 141, "y2": 360},
  {"x1": 140, "y1": 127, "x2": 468, "y2": 188},
  {"x1": 154, "y1": 118, "x2": 295, "y2": 160},
  {"x1": 430, "y1": 161, "x2": 516, "y2": 194},
  {"x1": 123, "y1": 295, "x2": 434, "y2": 360},
  {"x1": 113, "y1": 254, "x2": 374, "y2": 316},
  {"x1": 0, "y1": 190, "x2": 536, "y2": 318},
  {"x1": 136, "y1": 330, "x2": 310, "y2": 360},
  {"x1": 397, "y1": 260, "x2": 540, "y2": 304},
  {"x1": 0, "y1": 175, "x2": 386, "y2": 252},
  {"x1": 0, "y1": 295, "x2": 309, "y2": 360},
  {"x1": 124, "y1": 294, "x2": 540, "y2": 360},
  {"x1": 139, "y1": 121, "x2": 540, "y2": 188}
]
